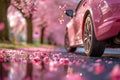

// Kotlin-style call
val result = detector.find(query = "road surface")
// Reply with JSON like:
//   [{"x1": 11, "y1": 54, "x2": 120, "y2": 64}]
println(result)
[{"x1": 0, "y1": 46, "x2": 120, "y2": 80}]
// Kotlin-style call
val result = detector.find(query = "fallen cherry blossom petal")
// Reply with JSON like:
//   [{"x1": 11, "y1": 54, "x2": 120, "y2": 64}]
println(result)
[
  {"x1": 109, "y1": 64, "x2": 120, "y2": 80},
  {"x1": 94, "y1": 64, "x2": 106, "y2": 75}
]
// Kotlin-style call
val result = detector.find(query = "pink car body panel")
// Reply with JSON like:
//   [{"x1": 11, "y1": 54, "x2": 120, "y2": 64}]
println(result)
[{"x1": 67, "y1": 0, "x2": 120, "y2": 46}]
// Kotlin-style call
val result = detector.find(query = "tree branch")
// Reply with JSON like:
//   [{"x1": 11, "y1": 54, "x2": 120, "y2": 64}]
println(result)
[{"x1": 11, "y1": 3, "x2": 25, "y2": 17}]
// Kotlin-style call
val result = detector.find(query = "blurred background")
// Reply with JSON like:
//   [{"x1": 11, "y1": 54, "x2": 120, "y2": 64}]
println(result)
[{"x1": 0, "y1": 0, "x2": 80, "y2": 47}]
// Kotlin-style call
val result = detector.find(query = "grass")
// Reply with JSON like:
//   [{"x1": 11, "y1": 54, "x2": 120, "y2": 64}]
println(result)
[{"x1": 0, "y1": 42, "x2": 53, "y2": 49}]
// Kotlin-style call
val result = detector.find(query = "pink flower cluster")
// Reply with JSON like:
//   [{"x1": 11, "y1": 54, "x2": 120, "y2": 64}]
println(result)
[{"x1": 11, "y1": 0, "x2": 37, "y2": 17}]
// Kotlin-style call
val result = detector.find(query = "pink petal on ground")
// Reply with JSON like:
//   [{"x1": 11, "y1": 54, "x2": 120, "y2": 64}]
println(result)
[
  {"x1": 49, "y1": 61, "x2": 59, "y2": 71},
  {"x1": 107, "y1": 61, "x2": 113, "y2": 64},
  {"x1": 40, "y1": 52, "x2": 47, "y2": 58},
  {"x1": 109, "y1": 64, "x2": 120, "y2": 80},
  {"x1": 59, "y1": 58, "x2": 70, "y2": 65},
  {"x1": 43, "y1": 71, "x2": 64, "y2": 80},
  {"x1": 94, "y1": 64, "x2": 106, "y2": 75},
  {"x1": 43, "y1": 57, "x2": 51, "y2": 64},
  {"x1": 65, "y1": 73, "x2": 87, "y2": 80},
  {"x1": 34, "y1": 58, "x2": 40, "y2": 63},
  {"x1": 95, "y1": 59, "x2": 102, "y2": 63}
]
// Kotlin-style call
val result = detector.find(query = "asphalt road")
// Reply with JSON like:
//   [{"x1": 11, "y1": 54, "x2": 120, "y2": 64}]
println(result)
[{"x1": 0, "y1": 47, "x2": 120, "y2": 80}]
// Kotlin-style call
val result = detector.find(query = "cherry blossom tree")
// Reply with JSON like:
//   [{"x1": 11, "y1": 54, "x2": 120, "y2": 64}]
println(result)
[
  {"x1": 11, "y1": 0, "x2": 38, "y2": 43},
  {"x1": 36, "y1": 0, "x2": 78, "y2": 45},
  {"x1": 0, "y1": 0, "x2": 79, "y2": 45},
  {"x1": 0, "y1": 0, "x2": 36, "y2": 43}
]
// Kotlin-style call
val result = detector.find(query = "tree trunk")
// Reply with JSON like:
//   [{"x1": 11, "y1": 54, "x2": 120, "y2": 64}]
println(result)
[
  {"x1": 11, "y1": 3, "x2": 33, "y2": 44},
  {"x1": 40, "y1": 27, "x2": 45, "y2": 44},
  {"x1": 39, "y1": 21, "x2": 47, "y2": 44},
  {"x1": 0, "y1": 0, "x2": 4, "y2": 41},
  {"x1": 0, "y1": 0, "x2": 10, "y2": 41},
  {"x1": 0, "y1": 63, "x2": 2, "y2": 80},
  {"x1": 26, "y1": 16, "x2": 33, "y2": 43}
]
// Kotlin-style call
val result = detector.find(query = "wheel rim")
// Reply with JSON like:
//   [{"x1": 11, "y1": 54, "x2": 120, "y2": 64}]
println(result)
[{"x1": 84, "y1": 16, "x2": 92, "y2": 54}]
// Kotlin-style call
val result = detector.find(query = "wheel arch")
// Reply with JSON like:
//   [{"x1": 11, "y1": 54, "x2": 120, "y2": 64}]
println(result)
[
  {"x1": 82, "y1": 10, "x2": 91, "y2": 40},
  {"x1": 81, "y1": 10, "x2": 96, "y2": 40}
]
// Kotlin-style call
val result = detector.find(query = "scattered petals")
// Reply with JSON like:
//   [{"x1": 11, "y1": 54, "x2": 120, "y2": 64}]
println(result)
[{"x1": 109, "y1": 64, "x2": 120, "y2": 80}]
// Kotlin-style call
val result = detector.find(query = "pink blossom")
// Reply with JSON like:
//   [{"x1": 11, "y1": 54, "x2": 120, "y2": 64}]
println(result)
[
  {"x1": 43, "y1": 57, "x2": 51, "y2": 64},
  {"x1": 49, "y1": 61, "x2": 59, "y2": 71},
  {"x1": 94, "y1": 63, "x2": 105, "y2": 75},
  {"x1": 109, "y1": 65, "x2": 120, "y2": 80},
  {"x1": 72, "y1": 60, "x2": 80, "y2": 66},
  {"x1": 40, "y1": 52, "x2": 47, "y2": 58},
  {"x1": 95, "y1": 59, "x2": 102, "y2": 63},
  {"x1": 64, "y1": 73, "x2": 86, "y2": 80},
  {"x1": 59, "y1": 58, "x2": 70, "y2": 65},
  {"x1": 33, "y1": 58, "x2": 41, "y2": 63}
]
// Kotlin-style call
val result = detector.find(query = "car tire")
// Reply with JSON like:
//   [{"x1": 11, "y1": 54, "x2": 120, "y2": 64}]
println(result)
[
  {"x1": 83, "y1": 14, "x2": 105, "y2": 57},
  {"x1": 65, "y1": 29, "x2": 76, "y2": 52}
]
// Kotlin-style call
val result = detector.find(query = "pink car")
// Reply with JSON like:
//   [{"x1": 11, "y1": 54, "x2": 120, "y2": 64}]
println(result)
[{"x1": 65, "y1": 0, "x2": 120, "y2": 57}]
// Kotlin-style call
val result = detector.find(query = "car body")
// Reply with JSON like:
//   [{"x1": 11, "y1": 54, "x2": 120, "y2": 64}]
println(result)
[{"x1": 65, "y1": 0, "x2": 120, "y2": 57}]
